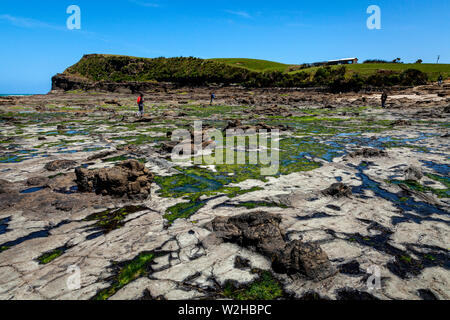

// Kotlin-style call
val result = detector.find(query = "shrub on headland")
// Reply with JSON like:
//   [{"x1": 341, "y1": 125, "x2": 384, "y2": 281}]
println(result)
[
  {"x1": 366, "y1": 69, "x2": 428, "y2": 87},
  {"x1": 363, "y1": 59, "x2": 390, "y2": 64}
]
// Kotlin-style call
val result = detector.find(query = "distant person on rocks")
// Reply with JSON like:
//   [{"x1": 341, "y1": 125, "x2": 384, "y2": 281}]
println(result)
[
  {"x1": 210, "y1": 93, "x2": 216, "y2": 105},
  {"x1": 381, "y1": 91, "x2": 388, "y2": 108},
  {"x1": 137, "y1": 93, "x2": 144, "y2": 117},
  {"x1": 438, "y1": 75, "x2": 443, "y2": 86}
]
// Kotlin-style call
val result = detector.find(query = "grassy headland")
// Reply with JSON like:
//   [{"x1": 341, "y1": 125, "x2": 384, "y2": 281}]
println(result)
[{"x1": 61, "y1": 54, "x2": 449, "y2": 91}]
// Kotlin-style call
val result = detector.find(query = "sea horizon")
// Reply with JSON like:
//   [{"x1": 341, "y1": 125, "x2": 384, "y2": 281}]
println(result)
[{"x1": 0, "y1": 94, "x2": 37, "y2": 97}]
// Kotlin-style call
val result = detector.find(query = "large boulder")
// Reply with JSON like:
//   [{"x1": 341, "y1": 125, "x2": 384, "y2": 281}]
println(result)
[
  {"x1": 75, "y1": 160, "x2": 154, "y2": 199},
  {"x1": 348, "y1": 148, "x2": 387, "y2": 158},
  {"x1": 0, "y1": 179, "x2": 15, "y2": 194},
  {"x1": 26, "y1": 176, "x2": 50, "y2": 187},
  {"x1": 207, "y1": 212, "x2": 336, "y2": 281},
  {"x1": 273, "y1": 241, "x2": 334, "y2": 280},
  {"x1": 45, "y1": 160, "x2": 77, "y2": 172},
  {"x1": 322, "y1": 183, "x2": 352, "y2": 198},
  {"x1": 404, "y1": 166, "x2": 424, "y2": 181}
]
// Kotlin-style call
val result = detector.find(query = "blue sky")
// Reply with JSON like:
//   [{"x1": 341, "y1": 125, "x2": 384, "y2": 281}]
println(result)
[{"x1": 1, "y1": 0, "x2": 449, "y2": 93}]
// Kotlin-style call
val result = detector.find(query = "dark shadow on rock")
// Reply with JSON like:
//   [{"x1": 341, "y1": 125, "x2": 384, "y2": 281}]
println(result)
[
  {"x1": 417, "y1": 289, "x2": 439, "y2": 300},
  {"x1": 336, "y1": 288, "x2": 379, "y2": 300},
  {"x1": 338, "y1": 260, "x2": 364, "y2": 276},
  {"x1": 234, "y1": 256, "x2": 251, "y2": 270}
]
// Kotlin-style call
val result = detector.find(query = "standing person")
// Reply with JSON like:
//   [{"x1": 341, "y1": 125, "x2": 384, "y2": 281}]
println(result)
[
  {"x1": 210, "y1": 93, "x2": 216, "y2": 105},
  {"x1": 438, "y1": 74, "x2": 443, "y2": 86},
  {"x1": 381, "y1": 91, "x2": 388, "y2": 108},
  {"x1": 137, "y1": 93, "x2": 144, "y2": 117}
]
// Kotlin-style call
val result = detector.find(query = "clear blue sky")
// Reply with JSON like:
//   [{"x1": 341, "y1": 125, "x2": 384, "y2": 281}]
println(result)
[{"x1": 1, "y1": 0, "x2": 449, "y2": 93}]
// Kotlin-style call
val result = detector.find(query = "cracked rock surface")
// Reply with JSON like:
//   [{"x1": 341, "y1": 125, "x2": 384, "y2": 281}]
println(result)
[{"x1": 0, "y1": 85, "x2": 449, "y2": 300}]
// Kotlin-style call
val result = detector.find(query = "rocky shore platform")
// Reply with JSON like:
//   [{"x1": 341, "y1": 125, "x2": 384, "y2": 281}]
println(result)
[{"x1": 0, "y1": 84, "x2": 448, "y2": 300}]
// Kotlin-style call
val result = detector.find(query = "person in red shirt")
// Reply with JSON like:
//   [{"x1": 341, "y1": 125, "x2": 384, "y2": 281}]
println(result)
[{"x1": 137, "y1": 93, "x2": 144, "y2": 117}]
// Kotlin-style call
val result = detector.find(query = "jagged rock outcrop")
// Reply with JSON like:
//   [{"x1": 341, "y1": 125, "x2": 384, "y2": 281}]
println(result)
[
  {"x1": 44, "y1": 160, "x2": 78, "y2": 172},
  {"x1": 404, "y1": 166, "x2": 424, "y2": 181},
  {"x1": 348, "y1": 148, "x2": 387, "y2": 158},
  {"x1": 207, "y1": 212, "x2": 336, "y2": 281},
  {"x1": 0, "y1": 179, "x2": 15, "y2": 194},
  {"x1": 391, "y1": 120, "x2": 412, "y2": 126},
  {"x1": 51, "y1": 73, "x2": 175, "y2": 94},
  {"x1": 222, "y1": 119, "x2": 287, "y2": 133},
  {"x1": 26, "y1": 177, "x2": 50, "y2": 187},
  {"x1": 322, "y1": 183, "x2": 352, "y2": 198},
  {"x1": 75, "y1": 160, "x2": 154, "y2": 199}
]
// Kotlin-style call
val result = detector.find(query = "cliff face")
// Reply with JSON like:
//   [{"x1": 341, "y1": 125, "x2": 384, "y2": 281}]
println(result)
[
  {"x1": 51, "y1": 54, "x2": 255, "y2": 92},
  {"x1": 51, "y1": 73, "x2": 175, "y2": 93}
]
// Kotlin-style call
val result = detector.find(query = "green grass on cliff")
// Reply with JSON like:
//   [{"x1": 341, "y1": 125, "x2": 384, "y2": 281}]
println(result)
[
  {"x1": 64, "y1": 54, "x2": 258, "y2": 84},
  {"x1": 62, "y1": 54, "x2": 450, "y2": 87},
  {"x1": 209, "y1": 58, "x2": 292, "y2": 72},
  {"x1": 296, "y1": 63, "x2": 450, "y2": 81}
]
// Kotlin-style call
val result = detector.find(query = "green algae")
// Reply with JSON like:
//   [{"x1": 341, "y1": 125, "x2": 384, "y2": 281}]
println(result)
[
  {"x1": 426, "y1": 173, "x2": 450, "y2": 189},
  {"x1": 102, "y1": 155, "x2": 130, "y2": 162},
  {"x1": 111, "y1": 134, "x2": 168, "y2": 145},
  {"x1": 222, "y1": 271, "x2": 284, "y2": 300},
  {"x1": 0, "y1": 155, "x2": 28, "y2": 163},
  {"x1": 400, "y1": 255, "x2": 413, "y2": 264},
  {"x1": 180, "y1": 104, "x2": 245, "y2": 118},
  {"x1": 301, "y1": 106, "x2": 369, "y2": 116},
  {"x1": 231, "y1": 201, "x2": 288, "y2": 209},
  {"x1": 221, "y1": 186, "x2": 264, "y2": 198},
  {"x1": 160, "y1": 185, "x2": 263, "y2": 225},
  {"x1": 154, "y1": 135, "x2": 333, "y2": 224},
  {"x1": 156, "y1": 136, "x2": 325, "y2": 224},
  {"x1": 37, "y1": 247, "x2": 66, "y2": 264},
  {"x1": 382, "y1": 141, "x2": 429, "y2": 152},
  {"x1": 34, "y1": 139, "x2": 86, "y2": 149},
  {"x1": 164, "y1": 201, "x2": 207, "y2": 224},
  {"x1": 102, "y1": 155, "x2": 146, "y2": 163},
  {"x1": 85, "y1": 206, "x2": 148, "y2": 233},
  {"x1": 93, "y1": 252, "x2": 156, "y2": 300},
  {"x1": 390, "y1": 179, "x2": 450, "y2": 199},
  {"x1": 155, "y1": 165, "x2": 265, "y2": 224}
]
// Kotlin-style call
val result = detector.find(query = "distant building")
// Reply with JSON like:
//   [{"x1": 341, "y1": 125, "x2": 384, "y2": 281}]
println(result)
[
  {"x1": 303, "y1": 58, "x2": 359, "y2": 68},
  {"x1": 325, "y1": 58, "x2": 358, "y2": 65}
]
